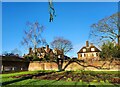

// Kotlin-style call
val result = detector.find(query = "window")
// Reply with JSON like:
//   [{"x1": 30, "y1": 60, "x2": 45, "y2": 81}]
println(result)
[
  {"x1": 91, "y1": 48, "x2": 95, "y2": 51},
  {"x1": 82, "y1": 53, "x2": 84, "y2": 57},
  {"x1": 92, "y1": 53, "x2": 97, "y2": 57},
  {"x1": 92, "y1": 53, "x2": 94, "y2": 57},
  {"x1": 79, "y1": 54, "x2": 82, "y2": 57},
  {"x1": 84, "y1": 54, "x2": 86, "y2": 57},
  {"x1": 83, "y1": 49, "x2": 86, "y2": 52},
  {"x1": 96, "y1": 53, "x2": 98, "y2": 56},
  {"x1": 94, "y1": 53, "x2": 96, "y2": 57},
  {"x1": 88, "y1": 54, "x2": 90, "y2": 57}
]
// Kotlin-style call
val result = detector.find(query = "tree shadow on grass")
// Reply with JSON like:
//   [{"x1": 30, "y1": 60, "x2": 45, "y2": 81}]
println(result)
[
  {"x1": 40, "y1": 72, "x2": 68, "y2": 86},
  {"x1": 2, "y1": 72, "x2": 54, "y2": 86},
  {"x1": 2, "y1": 76, "x2": 33, "y2": 86},
  {"x1": 40, "y1": 71, "x2": 89, "y2": 87}
]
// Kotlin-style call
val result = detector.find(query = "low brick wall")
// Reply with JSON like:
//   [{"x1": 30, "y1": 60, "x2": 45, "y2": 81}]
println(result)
[
  {"x1": 28, "y1": 60, "x2": 120, "y2": 71},
  {"x1": 28, "y1": 61, "x2": 58, "y2": 71}
]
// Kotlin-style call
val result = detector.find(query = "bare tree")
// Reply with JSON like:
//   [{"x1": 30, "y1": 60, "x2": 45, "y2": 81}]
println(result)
[
  {"x1": 89, "y1": 12, "x2": 120, "y2": 45},
  {"x1": 21, "y1": 21, "x2": 47, "y2": 55},
  {"x1": 51, "y1": 37, "x2": 73, "y2": 54}
]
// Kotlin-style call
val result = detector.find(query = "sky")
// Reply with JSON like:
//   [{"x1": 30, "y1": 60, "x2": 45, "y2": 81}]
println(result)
[{"x1": 2, "y1": 2, "x2": 118, "y2": 57}]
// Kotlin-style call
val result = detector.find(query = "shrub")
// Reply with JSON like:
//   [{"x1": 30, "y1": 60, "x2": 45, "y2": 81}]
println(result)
[
  {"x1": 100, "y1": 41, "x2": 114, "y2": 59},
  {"x1": 24, "y1": 55, "x2": 33, "y2": 61},
  {"x1": 112, "y1": 45, "x2": 120, "y2": 58},
  {"x1": 100, "y1": 41, "x2": 120, "y2": 59},
  {"x1": 24, "y1": 55, "x2": 40, "y2": 61}
]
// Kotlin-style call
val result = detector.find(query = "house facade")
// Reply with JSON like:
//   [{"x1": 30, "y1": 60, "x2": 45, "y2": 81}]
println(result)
[
  {"x1": 77, "y1": 41, "x2": 101, "y2": 61},
  {"x1": 26, "y1": 45, "x2": 65, "y2": 60}
]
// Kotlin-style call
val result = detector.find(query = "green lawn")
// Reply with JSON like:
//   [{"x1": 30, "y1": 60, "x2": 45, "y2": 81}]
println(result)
[
  {"x1": 1, "y1": 70, "x2": 120, "y2": 87},
  {"x1": 1, "y1": 70, "x2": 55, "y2": 83},
  {"x1": 2, "y1": 79, "x2": 114, "y2": 87}
]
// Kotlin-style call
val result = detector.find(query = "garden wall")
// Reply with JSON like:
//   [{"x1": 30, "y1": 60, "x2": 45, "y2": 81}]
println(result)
[
  {"x1": 28, "y1": 61, "x2": 58, "y2": 71},
  {"x1": 28, "y1": 60, "x2": 120, "y2": 71}
]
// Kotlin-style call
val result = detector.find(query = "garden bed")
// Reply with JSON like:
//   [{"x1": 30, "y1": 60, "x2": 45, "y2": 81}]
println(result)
[{"x1": 11, "y1": 71, "x2": 120, "y2": 84}]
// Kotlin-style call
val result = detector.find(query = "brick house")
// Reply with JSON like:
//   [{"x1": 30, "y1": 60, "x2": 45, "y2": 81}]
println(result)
[
  {"x1": 77, "y1": 41, "x2": 101, "y2": 61},
  {"x1": 26, "y1": 45, "x2": 64, "y2": 60}
]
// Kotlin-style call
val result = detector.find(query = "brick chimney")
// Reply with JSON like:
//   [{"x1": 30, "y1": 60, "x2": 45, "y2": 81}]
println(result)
[
  {"x1": 29, "y1": 47, "x2": 32, "y2": 54},
  {"x1": 86, "y1": 41, "x2": 89, "y2": 47},
  {"x1": 46, "y1": 45, "x2": 50, "y2": 53},
  {"x1": 90, "y1": 43, "x2": 93, "y2": 46}
]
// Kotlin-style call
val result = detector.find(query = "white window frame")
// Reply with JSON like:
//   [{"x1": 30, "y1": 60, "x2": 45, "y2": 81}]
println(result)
[
  {"x1": 94, "y1": 53, "x2": 96, "y2": 57},
  {"x1": 82, "y1": 53, "x2": 84, "y2": 57},
  {"x1": 83, "y1": 49, "x2": 86, "y2": 52},
  {"x1": 91, "y1": 48, "x2": 95, "y2": 51}
]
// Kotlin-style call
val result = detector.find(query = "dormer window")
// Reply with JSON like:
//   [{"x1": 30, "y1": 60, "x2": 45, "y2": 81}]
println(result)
[
  {"x1": 91, "y1": 48, "x2": 95, "y2": 51},
  {"x1": 83, "y1": 49, "x2": 86, "y2": 52}
]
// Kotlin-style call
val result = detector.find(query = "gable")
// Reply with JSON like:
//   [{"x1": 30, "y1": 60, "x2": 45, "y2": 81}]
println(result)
[{"x1": 77, "y1": 46, "x2": 100, "y2": 53}]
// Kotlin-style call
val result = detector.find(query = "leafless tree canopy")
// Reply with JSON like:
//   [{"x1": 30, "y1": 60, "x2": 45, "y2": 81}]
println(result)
[
  {"x1": 21, "y1": 21, "x2": 47, "y2": 51},
  {"x1": 89, "y1": 12, "x2": 120, "y2": 45},
  {"x1": 51, "y1": 37, "x2": 73, "y2": 54}
]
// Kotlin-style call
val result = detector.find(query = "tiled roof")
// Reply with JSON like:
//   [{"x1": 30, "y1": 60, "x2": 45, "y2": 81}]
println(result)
[
  {"x1": 77, "y1": 45, "x2": 101, "y2": 53},
  {"x1": 37, "y1": 47, "x2": 53, "y2": 54},
  {"x1": 37, "y1": 47, "x2": 46, "y2": 53}
]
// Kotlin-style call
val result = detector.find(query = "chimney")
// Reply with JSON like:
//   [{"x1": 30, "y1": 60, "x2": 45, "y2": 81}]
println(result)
[
  {"x1": 86, "y1": 41, "x2": 89, "y2": 47},
  {"x1": 46, "y1": 45, "x2": 49, "y2": 53},
  {"x1": 90, "y1": 43, "x2": 93, "y2": 46},
  {"x1": 29, "y1": 47, "x2": 32, "y2": 54}
]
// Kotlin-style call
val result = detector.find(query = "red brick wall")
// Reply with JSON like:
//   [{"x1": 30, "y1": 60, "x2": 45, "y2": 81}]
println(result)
[
  {"x1": 28, "y1": 61, "x2": 58, "y2": 71},
  {"x1": 28, "y1": 61, "x2": 120, "y2": 71}
]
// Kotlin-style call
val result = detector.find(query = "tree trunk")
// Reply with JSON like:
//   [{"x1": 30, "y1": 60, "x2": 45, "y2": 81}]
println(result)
[
  {"x1": 118, "y1": 36, "x2": 120, "y2": 46},
  {"x1": 34, "y1": 45, "x2": 37, "y2": 56},
  {"x1": 57, "y1": 58, "x2": 63, "y2": 71}
]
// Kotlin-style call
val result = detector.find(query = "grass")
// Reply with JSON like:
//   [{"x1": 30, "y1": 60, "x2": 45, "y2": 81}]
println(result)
[
  {"x1": 1, "y1": 70, "x2": 120, "y2": 87},
  {"x1": 1, "y1": 79, "x2": 116, "y2": 87},
  {"x1": 4, "y1": 79, "x2": 86, "y2": 85},
  {"x1": 74, "y1": 70, "x2": 120, "y2": 74},
  {"x1": 1, "y1": 70, "x2": 56, "y2": 77},
  {"x1": 1, "y1": 70, "x2": 55, "y2": 83}
]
